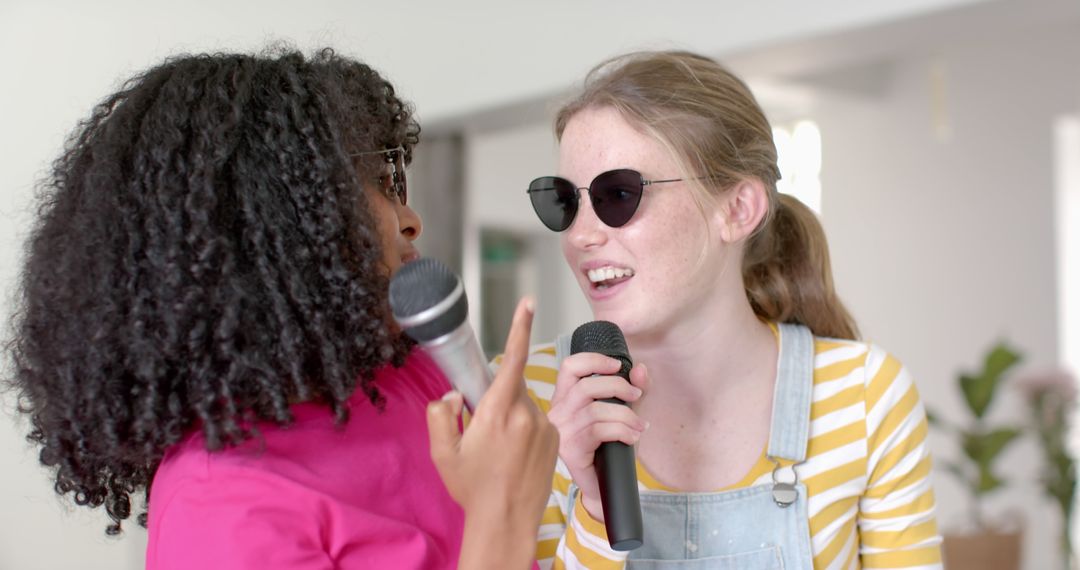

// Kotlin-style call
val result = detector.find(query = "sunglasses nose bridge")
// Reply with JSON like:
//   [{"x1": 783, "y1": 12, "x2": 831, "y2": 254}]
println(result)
[
  {"x1": 578, "y1": 185, "x2": 607, "y2": 207},
  {"x1": 570, "y1": 186, "x2": 606, "y2": 228},
  {"x1": 564, "y1": 190, "x2": 611, "y2": 251}
]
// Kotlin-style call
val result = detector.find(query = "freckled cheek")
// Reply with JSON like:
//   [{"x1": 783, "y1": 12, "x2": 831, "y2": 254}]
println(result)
[
  {"x1": 559, "y1": 237, "x2": 578, "y2": 268},
  {"x1": 643, "y1": 225, "x2": 706, "y2": 277},
  {"x1": 644, "y1": 216, "x2": 691, "y2": 247}
]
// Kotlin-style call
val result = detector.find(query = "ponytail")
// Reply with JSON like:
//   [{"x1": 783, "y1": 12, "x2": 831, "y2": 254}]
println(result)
[{"x1": 743, "y1": 194, "x2": 859, "y2": 340}]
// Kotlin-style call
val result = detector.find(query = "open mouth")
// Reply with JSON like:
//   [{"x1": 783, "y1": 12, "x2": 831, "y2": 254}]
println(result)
[{"x1": 587, "y1": 266, "x2": 635, "y2": 290}]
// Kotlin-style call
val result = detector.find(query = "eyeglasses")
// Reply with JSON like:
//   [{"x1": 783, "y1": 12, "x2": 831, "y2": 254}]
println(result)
[
  {"x1": 350, "y1": 146, "x2": 407, "y2": 206},
  {"x1": 527, "y1": 169, "x2": 706, "y2": 232}
]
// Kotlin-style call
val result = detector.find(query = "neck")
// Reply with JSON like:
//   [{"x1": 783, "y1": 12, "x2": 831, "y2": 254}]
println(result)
[{"x1": 627, "y1": 293, "x2": 776, "y2": 413}]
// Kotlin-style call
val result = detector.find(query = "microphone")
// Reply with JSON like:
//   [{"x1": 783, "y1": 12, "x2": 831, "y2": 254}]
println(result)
[
  {"x1": 388, "y1": 258, "x2": 493, "y2": 410},
  {"x1": 570, "y1": 321, "x2": 644, "y2": 551}
]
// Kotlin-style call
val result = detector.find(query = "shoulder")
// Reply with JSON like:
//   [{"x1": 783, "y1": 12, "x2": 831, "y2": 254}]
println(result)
[
  {"x1": 384, "y1": 348, "x2": 455, "y2": 401},
  {"x1": 810, "y1": 336, "x2": 905, "y2": 385},
  {"x1": 809, "y1": 334, "x2": 921, "y2": 417},
  {"x1": 808, "y1": 335, "x2": 921, "y2": 414},
  {"x1": 151, "y1": 429, "x2": 322, "y2": 507}
]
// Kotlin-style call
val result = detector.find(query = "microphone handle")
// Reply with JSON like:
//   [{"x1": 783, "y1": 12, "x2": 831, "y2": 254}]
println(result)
[
  {"x1": 421, "y1": 319, "x2": 493, "y2": 410},
  {"x1": 594, "y1": 395, "x2": 644, "y2": 551}
]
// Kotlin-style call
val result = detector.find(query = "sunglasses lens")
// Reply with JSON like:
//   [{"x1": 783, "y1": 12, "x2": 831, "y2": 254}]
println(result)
[
  {"x1": 392, "y1": 152, "x2": 407, "y2": 206},
  {"x1": 591, "y1": 169, "x2": 643, "y2": 227},
  {"x1": 395, "y1": 174, "x2": 407, "y2": 207},
  {"x1": 528, "y1": 177, "x2": 578, "y2": 232}
]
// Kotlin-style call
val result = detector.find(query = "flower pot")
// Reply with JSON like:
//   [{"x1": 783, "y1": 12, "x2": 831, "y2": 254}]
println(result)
[{"x1": 942, "y1": 530, "x2": 1022, "y2": 570}]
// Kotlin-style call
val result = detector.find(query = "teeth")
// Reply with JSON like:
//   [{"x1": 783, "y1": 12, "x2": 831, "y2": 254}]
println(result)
[{"x1": 587, "y1": 266, "x2": 635, "y2": 283}]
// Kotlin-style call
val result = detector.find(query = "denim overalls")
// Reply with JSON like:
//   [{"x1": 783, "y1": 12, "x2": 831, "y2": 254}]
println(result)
[{"x1": 555, "y1": 323, "x2": 816, "y2": 570}]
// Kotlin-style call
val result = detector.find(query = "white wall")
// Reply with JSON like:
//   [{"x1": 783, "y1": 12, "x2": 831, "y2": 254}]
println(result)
[{"x1": 817, "y1": 26, "x2": 1079, "y2": 569}]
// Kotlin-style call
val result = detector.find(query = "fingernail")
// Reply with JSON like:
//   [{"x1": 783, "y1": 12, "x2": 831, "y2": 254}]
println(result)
[
  {"x1": 523, "y1": 296, "x2": 535, "y2": 313},
  {"x1": 632, "y1": 387, "x2": 643, "y2": 398},
  {"x1": 644, "y1": 420, "x2": 651, "y2": 430},
  {"x1": 442, "y1": 390, "x2": 461, "y2": 402}
]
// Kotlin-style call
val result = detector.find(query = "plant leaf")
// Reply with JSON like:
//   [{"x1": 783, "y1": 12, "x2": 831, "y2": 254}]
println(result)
[
  {"x1": 962, "y1": 428, "x2": 1022, "y2": 482},
  {"x1": 960, "y1": 373, "x2": 994, "y2": 419},
  {"x1": 977, "y1": 467, "x2": 1004, "y2": 494},
  {"x1": 983, "y1": 343, "x2": 1022, "y2": 381},
  {"x1": 981, "y1": 427, "x2": 1023, "y2": 460},
  {"x1": 959, "y1": 343, "x2": 1022, "y2": 419}
]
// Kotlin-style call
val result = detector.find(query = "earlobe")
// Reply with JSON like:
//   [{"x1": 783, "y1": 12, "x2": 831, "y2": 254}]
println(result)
[{"x1": 715, "y1": 179, "x2": 769, "y2": 243}]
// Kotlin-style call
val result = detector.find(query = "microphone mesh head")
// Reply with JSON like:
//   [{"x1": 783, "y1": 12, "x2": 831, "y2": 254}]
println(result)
[
  {"x1": 388, "y1": 257, "x2": 469, "y2": 342},
  {"x1": 389, "y1": 258, "x2": 458, "y2": 319},
  {"x1": 570, "y1": 321, "x2": 630, "y2": 360}
]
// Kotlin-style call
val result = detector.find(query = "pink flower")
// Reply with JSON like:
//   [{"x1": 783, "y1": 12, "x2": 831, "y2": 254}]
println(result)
[{"x1": 1015, "y1": 368, "x2": 1078, "y2": 403}]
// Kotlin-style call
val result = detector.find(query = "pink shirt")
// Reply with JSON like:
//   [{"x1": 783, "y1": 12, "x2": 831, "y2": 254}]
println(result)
[{"x1": 146, "y1": 350, "x2": 464, "y2": 569}]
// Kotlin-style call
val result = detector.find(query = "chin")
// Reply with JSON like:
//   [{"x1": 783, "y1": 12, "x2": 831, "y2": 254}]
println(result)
[{"x1": 588, "y1": 306, "x2": 637, "y2": 334}]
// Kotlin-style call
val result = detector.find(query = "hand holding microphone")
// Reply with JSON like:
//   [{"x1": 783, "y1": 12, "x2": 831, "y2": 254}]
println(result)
[
  {"x1": 425, "y1": 297, "x2": 559, "y2": 569},
  {"x1": 548, "y1": 321, "x2": 649, "y2": 550},
  {"x1": 391, "y1": 259, "x2": 558, "y2": 569}
]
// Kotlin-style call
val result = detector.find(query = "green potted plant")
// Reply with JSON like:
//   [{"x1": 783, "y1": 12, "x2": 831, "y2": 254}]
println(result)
[{"x1": 928, "y1": 342, "x2": 1024, "y2": 570}]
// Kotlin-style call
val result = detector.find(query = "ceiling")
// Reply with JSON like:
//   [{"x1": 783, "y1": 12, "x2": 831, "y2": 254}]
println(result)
[
  {"x1": 3, "y1": 0, "x2": 1078, "y2": 172},
  {"x1": 426, "y1": 0, "x2": 1080, "y2": 133},
  {"x1": 1, "y1": 0, "x2": 1008, "y2": 125}
]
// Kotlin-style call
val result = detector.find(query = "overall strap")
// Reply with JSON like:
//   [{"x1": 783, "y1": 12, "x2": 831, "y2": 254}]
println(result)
[
  {"x1": 766, "y1": 323, "x2": 815, "y2": 463},
  {"x1": 555, "y1": 333, "x2": 573, "y2": 367}
]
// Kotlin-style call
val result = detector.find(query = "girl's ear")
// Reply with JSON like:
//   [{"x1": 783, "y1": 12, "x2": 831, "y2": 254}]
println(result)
[{"x1": 713, "y1": 178, "x2": 770, "y2": 243}]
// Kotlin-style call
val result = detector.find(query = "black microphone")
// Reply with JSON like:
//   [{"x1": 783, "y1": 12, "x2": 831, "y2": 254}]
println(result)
[
  {"x1": 389, "y1": 258, "x2": 493, "y2": 410},
  {"x1": 570, "y1": 321, "x2": 644, "y2": 551}
]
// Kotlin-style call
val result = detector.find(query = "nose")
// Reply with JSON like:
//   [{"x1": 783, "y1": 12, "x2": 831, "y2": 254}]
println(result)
[
  {"x1": 565, "y1": 189, "x2": 607, "y2": 250},
  {"x1": 398, "y1": 202, "x2": 422, "y2": 241}
]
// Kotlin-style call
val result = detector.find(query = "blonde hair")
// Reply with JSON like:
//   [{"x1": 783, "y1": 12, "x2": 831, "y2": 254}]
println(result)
[{"x1": 555, "y1": 50, "x2": 859, "y2": 340}]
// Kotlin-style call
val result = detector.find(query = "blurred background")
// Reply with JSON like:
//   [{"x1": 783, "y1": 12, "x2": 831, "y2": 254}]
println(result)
[{"x1": 2, "y1": 0, "x2": 1078, "y2": 568}]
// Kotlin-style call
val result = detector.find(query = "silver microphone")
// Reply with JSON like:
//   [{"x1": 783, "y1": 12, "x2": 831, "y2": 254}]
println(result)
[{"x1": 389, "y1": 258, "x2": 493, "y2": 409}]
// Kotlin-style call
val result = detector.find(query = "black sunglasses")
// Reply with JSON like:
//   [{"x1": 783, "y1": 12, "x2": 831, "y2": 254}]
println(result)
[
  {"x1": 350, "y1": 146, "x2": 407, "y2": 206},
  {"x1": 527, "y1": 169, "x2": 700, "y2": 232}
]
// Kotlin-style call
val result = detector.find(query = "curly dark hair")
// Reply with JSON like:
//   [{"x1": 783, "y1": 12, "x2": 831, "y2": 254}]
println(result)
[{"x1": 4, "y1": 47, "x2": 421, "y2": 535}]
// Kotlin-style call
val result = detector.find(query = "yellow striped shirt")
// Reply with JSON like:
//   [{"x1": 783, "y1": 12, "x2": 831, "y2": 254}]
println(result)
[{"x1": 496, "y1": 335, "x2": 943, "y2": 570}]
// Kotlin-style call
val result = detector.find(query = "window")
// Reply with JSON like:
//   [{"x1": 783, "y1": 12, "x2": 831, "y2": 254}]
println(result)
[
  {"x1": 1054, "y1": 115, "x2": 1080, "y2": 376},
  {"x1": 773, "y1": 120, "x2": 822, "y2": 214}
]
